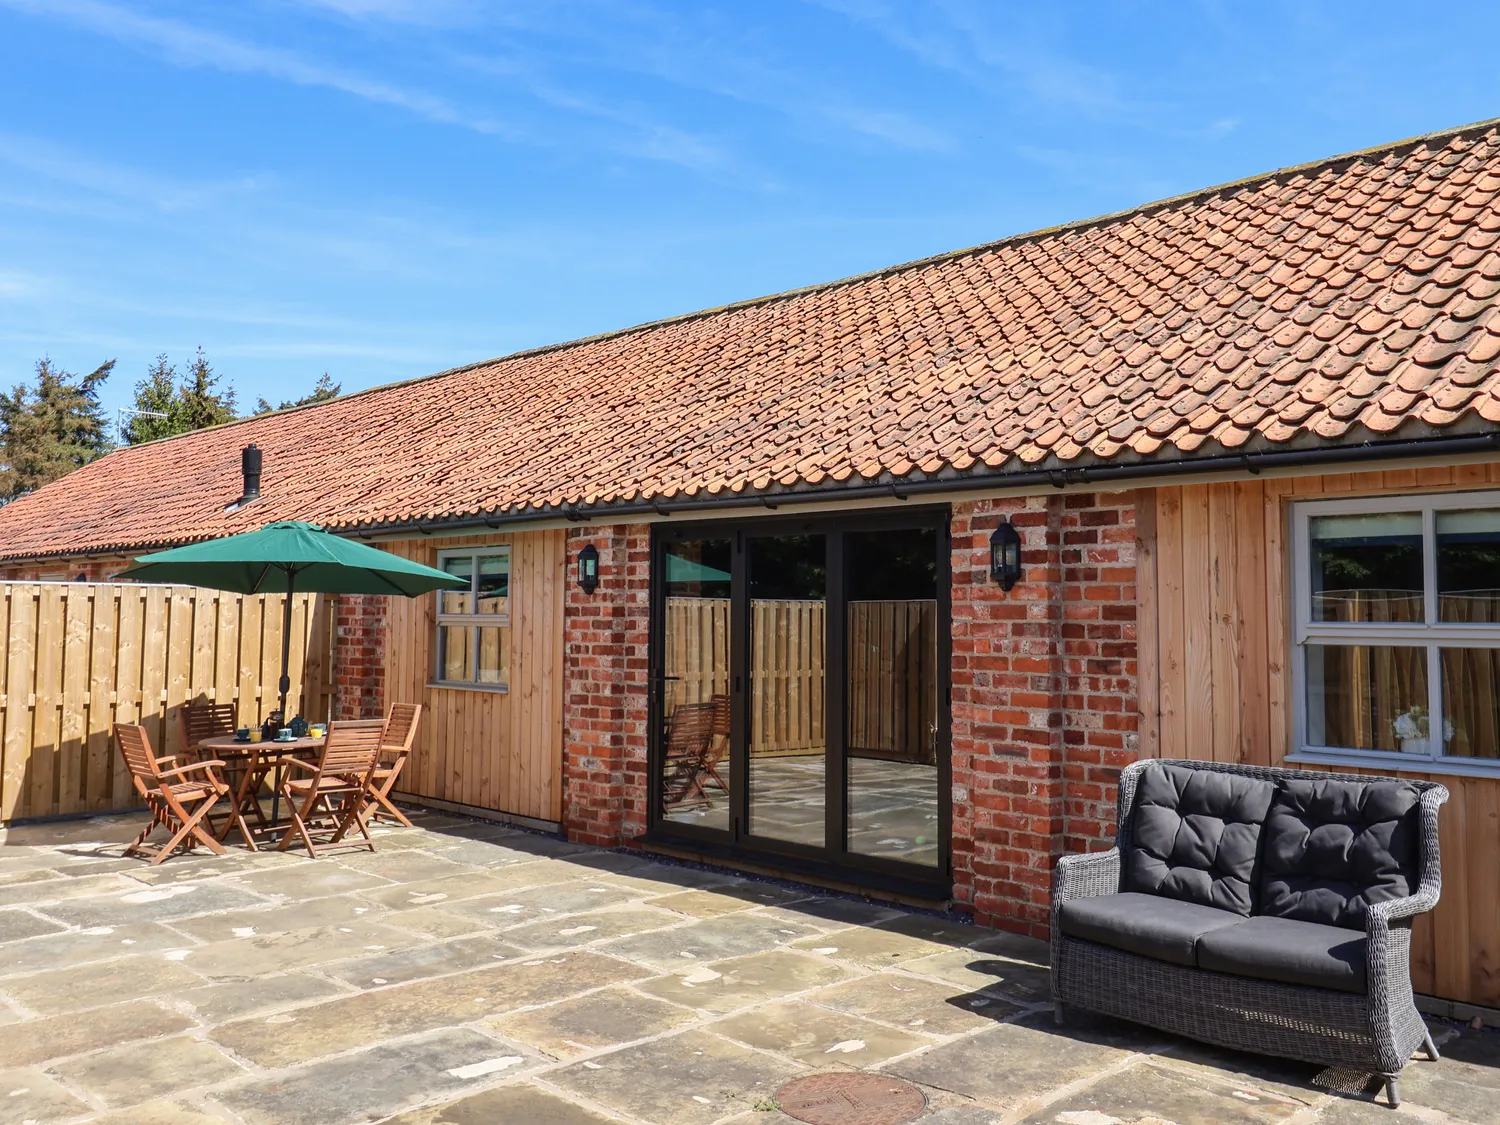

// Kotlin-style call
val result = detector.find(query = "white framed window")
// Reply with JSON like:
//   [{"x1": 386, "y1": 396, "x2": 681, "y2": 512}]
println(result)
[
  {"x1": 1290, "y1": 490, "x2": 1500, "y2": 774},
  {"x1": 433, "y1": 547, "x2": 510, "y2": 690}
]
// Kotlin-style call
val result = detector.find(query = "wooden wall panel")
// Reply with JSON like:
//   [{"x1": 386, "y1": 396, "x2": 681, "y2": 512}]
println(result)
[
  {"x1": 384, "y1": 529, "x2": 566, "y2": 824},
  {"x1": 0, "y1": 583, "x2": 331, "y2": 822},
  {"x1": 1134, "y1": 458, "x2": 1500, "y2": 1006}
]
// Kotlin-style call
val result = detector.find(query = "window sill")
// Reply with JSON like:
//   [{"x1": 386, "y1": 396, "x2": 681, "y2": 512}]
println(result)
[
  {"x1": 1286, "y1": 748, "x2": 1500, "y2": 780},
  {"x1": 426, "y1": 681, "x2": 509, "y2": 694}
]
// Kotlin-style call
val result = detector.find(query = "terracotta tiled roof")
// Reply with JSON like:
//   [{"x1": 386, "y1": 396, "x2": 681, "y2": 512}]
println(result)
[{"x1": 6, "y1": 120, "x2": 1500, "y2": 561}]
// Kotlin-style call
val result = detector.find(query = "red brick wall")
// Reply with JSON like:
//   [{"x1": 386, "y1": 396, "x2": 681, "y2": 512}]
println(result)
[
  {"x1": 561, "y1": 523, "x2": 651, "y2": 847},
  {"x1": 949, "y1": 492, "x2": 1138, "y2": 937},
  {"x1": 332, "y1": 593, "x2": 387, "y2": 721}
]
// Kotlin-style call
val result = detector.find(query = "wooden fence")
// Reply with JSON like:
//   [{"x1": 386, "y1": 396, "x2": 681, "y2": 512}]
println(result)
[
  {"x1": 0, "y1": 583, "x2": 335, "y2": 821},
  {"x1": 664, "y1": 597, "x2": 937, "y2": 761}
]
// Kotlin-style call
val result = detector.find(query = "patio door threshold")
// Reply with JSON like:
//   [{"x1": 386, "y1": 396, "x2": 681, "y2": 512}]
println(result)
[{"x1": 637, "y1": 831, "x2": 952, "y2": 905}]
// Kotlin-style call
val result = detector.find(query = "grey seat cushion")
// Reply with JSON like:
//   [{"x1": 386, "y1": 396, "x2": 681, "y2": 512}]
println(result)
[
  {"x1": 1196, "y1": 916, "x2": 1368, "y2": 993},
  {"x1": 1121, "y1": 763, "x2": 1278, "y2": 915},
  {"x1": 1258, "y1": 778, "x2": 1421, "y2": 929},
  {"x1": 1057, "y1": 892, "x2": 1244, "y2": 966}
]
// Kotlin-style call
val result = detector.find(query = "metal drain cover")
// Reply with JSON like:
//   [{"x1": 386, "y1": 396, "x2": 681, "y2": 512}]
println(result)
[{"x1": 774, "y1": 1072, "x2": 927, "y2": 1125}]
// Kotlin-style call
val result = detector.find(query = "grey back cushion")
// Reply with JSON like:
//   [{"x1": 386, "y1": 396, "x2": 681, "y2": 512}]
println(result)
[
  {"x1": 1259, "y1": 778, "x2": 1421, "y2": 929},
  {"x1": 1122, "y1": 763, "x2": 1278, "y2": 915}
]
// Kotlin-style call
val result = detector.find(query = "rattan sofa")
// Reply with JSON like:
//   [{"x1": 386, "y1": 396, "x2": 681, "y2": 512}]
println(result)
[{"x1": 1051, "y1": 758, "x2": 1447, "y2": 1107}]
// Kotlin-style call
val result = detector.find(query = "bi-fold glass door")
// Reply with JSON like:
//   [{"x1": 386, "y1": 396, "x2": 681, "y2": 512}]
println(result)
[{"x1": 651, "y1": 511, "x2": 949, "y2": 891}]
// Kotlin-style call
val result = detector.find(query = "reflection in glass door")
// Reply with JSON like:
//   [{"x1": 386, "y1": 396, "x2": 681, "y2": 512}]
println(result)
[
  {"x1": 748, "y1": 534, "x2": 827, "y2": 846},
  {"x1": 651, "y1": 512, "x2": 950, "y2": 889},
  {"x1": 845, "y1": 529, "x2": 940, "y2": 866},
  {"x1": 659, "y1": 539, "x2": 733, "y2": 831}
]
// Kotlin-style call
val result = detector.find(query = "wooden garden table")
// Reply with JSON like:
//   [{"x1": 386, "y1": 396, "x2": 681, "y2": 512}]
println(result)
[{"x1": 196, "y1": 734, "x2": 325, "y2": 845}]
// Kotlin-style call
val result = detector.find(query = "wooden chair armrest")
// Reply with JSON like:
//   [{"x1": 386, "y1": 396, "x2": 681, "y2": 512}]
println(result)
[
  {"x1": 158, "y1": 760, "x2": 226, "y2": 779},
  {"x1": 282, "y1": 758, "x2": 320, "y2": 775}
]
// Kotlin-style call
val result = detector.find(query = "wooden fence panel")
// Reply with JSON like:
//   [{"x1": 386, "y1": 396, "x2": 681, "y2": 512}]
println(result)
[
  {"x1": 0, "y1": 582, "x2": 334, "y2": 822},
  {"x1": 664, "y1": 596, "x2": 937, "y2": 760}
]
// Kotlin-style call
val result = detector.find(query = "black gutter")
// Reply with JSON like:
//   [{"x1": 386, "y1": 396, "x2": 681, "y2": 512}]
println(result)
[{"x1": 339, "y1": 429, "x2": 1500, "y2": 539}]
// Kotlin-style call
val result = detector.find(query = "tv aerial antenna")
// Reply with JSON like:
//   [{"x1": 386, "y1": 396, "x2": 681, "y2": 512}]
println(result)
[{"x1": 117, "y1": 407, "x2": 168, "y2": 444}]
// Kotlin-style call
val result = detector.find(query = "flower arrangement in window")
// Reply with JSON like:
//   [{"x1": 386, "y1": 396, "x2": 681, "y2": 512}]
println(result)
[{"x1": 1391, "y1": 706, "x2": 1429, "y2": 752}]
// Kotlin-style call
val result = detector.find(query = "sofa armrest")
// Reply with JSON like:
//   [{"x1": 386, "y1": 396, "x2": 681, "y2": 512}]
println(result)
[
  {"x1": 1053, "y1": 848, "x2": 1121, "y2": 908},
  {"x1": 1365, "y1": 889, "x2": 1439, "y2": 934}
]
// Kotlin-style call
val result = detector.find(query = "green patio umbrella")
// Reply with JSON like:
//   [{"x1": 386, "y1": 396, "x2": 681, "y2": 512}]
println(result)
[{"x1": 118, "y1": 521, "x2": 467, "y2": 719}]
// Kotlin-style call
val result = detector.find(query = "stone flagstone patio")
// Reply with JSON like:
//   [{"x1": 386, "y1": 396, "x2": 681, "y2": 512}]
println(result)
[{"x1": 0, "y1": 810, "x2": 1490, "y2": 1125}]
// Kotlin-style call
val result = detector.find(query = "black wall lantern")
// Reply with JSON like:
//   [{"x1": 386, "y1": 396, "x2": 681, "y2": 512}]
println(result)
[
  {"x1": 990, "y1": 521, "x2": 1023, "y2": 590},
  {"x1": 576, "y1": 543, "x2": 600, "y2": 594}
]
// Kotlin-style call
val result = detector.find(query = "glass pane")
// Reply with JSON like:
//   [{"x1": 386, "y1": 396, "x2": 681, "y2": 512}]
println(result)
[
  {"x1": 1441, "y1": 648, "x2": 1500, "y2": 758},
  {"x1": 749, "y1": 534, "x2": 827, "y2": 846},
  {"x1": 660, "y1": 539, "x2": 733, "y2": 832},
  {"x1": 477, "y1": 554, "x2": 510, "y2": 615},
  {"x1": 1309, "y1": 513, "x2": 1423, "y2": 622},
  {"x1": 438, "y1": 624, "x2": 473, "y2": 682},
  {"x1": 476, "y1": 626, "x2": 507, "y2": 685},
  {"x1": 1438, "y1": 509, "x2": 1500, "y2": 623},
  {"x1": 440, "y1": 556, "x2": 473, "y2": 615},
  {"x1": 846, "y1": 528, "x2": 939, "y2": 867},
  {"x1": 1306, "y1": 644, "x2": 1428, "y2": 751}
]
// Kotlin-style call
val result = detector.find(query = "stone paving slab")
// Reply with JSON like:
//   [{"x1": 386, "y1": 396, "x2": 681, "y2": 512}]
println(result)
[
  {"x1": 1015, "y1": 1058, "x2": 1308, "y2": 1124},
  {"x1": 0, "y1": 999, "x2": 195, "y2": 1068},
  {"x1": 497, "y1": 906, "x2": 688, "y2": 951},
  {"x1": 321, "y1": 933, "x2": 527, "y2": 988},
  {"x1": 0, "y1": 1065, "x2": 92, "y2": 1123},
  {"x1": 212, "y1": 1028, "x2": 544, "y2": 1125},
  {"x1": 383, "y1": 1083, "x2": 621, "y2": 1124},
  {"x1": 0, "y1": 955, "x2": 206, "y2": 1015},
  {"x1": 0, "y1": 921, "x2": 188, "y2": 977},
  {"x1": 600, "y1": 912, "x2": 822, "y2": 969},
  {"x1": 806, "y1": 972, "x2": 1024, "y2": 1036},
  {"x1": 177, "y1": 918, "x2": 422, "y2": 979},
  {"x1": 548, "y1": 1027, "x2": 806, "y2": 1124},
  {"x1": 162, "y1": 888, "x2": 378, "y2": 941},
  {"x1": 0, "y1": 907, "x2": 66, "y2": 943},
  {"x1": 355, "y1": 864, "x2": 566, "y2": 911},
  {"x1": 35, "y1": 881, "x2": 274, "y2": 928},
  {"x1": 210, "y1": 950, "x2": 648, "y2": 1066},
  {"x1": 636, "y1": 949, "x2": 856, "y2": 1014},
  {"x1": 51, "y1": 1036, "x2": 246, "y2": 1109},
  {"x1": 485, "y1": 985, "x2": 700, "y2": 1058},
  {"x1": 0, "y1": 809, "x2": 1488, "y2": 1125},
  {"x1": 888, "y1": 1016, "x2": 1161, "y2": 1112},
  {"x1": 172, "y1": 970, "x2": 352, "y2": 1024},
  {"x1": 711, "y1": 998, "x2": 932, "y2": 1067}
]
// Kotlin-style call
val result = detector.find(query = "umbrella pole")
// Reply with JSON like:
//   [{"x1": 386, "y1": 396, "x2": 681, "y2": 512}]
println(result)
[
  {"x1": 278, "y1": 570, "x2": 294, "y2": 721},
  {"x1": 272, "y1": 570, "x2": 294, "y2": 831}
]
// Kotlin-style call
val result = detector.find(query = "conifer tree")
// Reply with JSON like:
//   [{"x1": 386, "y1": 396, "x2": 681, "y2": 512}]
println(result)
[
  {"x1": 254, "y1": 372, "x2": 341, "y2": 415},
  {"x1": 0, "y1": 358, "x2": 114, "y2": 502},
  {"x1": 123, "y1": 349, "x2": 238, "y2": 444}
]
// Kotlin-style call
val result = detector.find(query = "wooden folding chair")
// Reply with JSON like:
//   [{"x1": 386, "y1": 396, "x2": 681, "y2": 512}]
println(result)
[
  {"x1": 661, "y1": 696, "x2": 730, "y2": 808},
  {"x1": 114, "y1": 723, "x2": 232, "y2": 865},
  {"x1": 178, "y1": 700, "x2": 237, "y2": 757},
  {"x1": 360, "y1": 702, "x2": 422, "y2": 829},
  {"x1": 276, "y1": 719, "x2": 385, "y2": 857}
]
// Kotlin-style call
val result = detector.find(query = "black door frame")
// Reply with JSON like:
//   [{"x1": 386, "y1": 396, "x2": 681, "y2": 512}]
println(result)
[{"x1": 646, "y1": 505, "x2": 952, "y2": 898}]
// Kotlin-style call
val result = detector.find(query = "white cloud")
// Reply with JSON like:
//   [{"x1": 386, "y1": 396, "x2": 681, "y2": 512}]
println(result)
[
  {"x1": 0, "y1": 0, "x2": 521, "y2": 137},
  {"x1": 0, "y1": 131, "x2": 266, "y2": 211}
]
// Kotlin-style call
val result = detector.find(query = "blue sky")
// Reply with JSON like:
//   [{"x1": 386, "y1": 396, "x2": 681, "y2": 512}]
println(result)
[{"x1": 2, "y1": 1, "x2": 1498, "y2": 426}]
